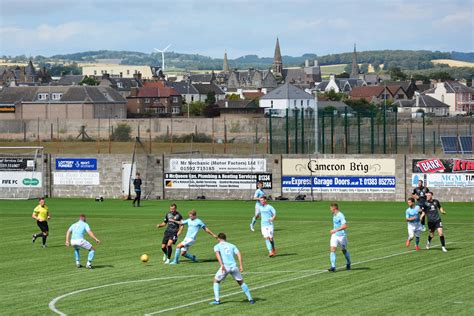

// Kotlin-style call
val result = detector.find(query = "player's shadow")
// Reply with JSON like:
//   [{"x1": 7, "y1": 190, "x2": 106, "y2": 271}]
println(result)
[
  {"x1": 347, "y1": 267, "x2": 370, "y2": 271},
  {"x1": 196, "y1": 258, "x2": 218, "y2": 263},
  {"x1": 92, "y1": 265, "x2": 114, "y2": 269},
  {"x1": 220, "y1": 297, "x2": 266, "y2": 305},
  {"x1": 274, "y1": 253, "x2": 297, "y2": 257}
]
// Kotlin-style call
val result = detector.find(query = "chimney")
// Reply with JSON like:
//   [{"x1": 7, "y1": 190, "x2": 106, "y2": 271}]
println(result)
[
  {"x1": 314, "y1": 60, "x2": 318, "y2": 67},
  {"x1": 330, "y1": 74, "x2": 336, "y2": 81},
  {"x1": 415, "y1": 92, "x2": 420, "y2": 107},
  {"x1": 305, "y1": 60, "x2": 310, "y2": 67},
  {"x1": 225, "y1": 101, "x2": 228, "y2": 108},
  {"x1": 131, "y1": 87, "x2": 139, "y2": 97},
  {"x1": 133, "y1": 72, "x2": 142, "y2": 82}
]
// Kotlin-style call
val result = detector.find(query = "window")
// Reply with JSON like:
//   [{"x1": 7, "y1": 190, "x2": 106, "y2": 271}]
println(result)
[
  {"x1": 271, "y1": 100, "x2": 273, "y2": 107},
  {"x1": 397, "y1": 94, "x2": 404, "y2": 99},
  {"x1": 94, "y1": 70, "x2": 97, "y2": 75},
  {"x1": 117, "y1": 82, "x2": 123, "y2": 89},
  {"x1": 51, "y1": 93, "x2": 63, "y2": 100},
  {"x1": 172, "y1": 107, "x2": 180, "y2": 114},
  {"x1": 301, "y1": 100, "x2": 303, "y2": 106},
  {"x1": 157, "y1": 107, "x2": 166, "y2": 113},
  {"x1": 127, "y1": 70, "x2": 130, "y2": 75},
  {"x1": 145, "y1": 98, "x2": 150, "y2": 104},
  {"x1": 294, "y1": 100, "x2": 297, "y2": 106},
  {"x1": 191, "y1": 96, "x2": 194, "y2": 102},
  {"x1": 172, "y1": 96, "x2": 179, "y2": 103},
  {"x1": 37, "y1": 93, "x2": 49, "y2": 101},
  {"x1": 307, "y1": 100, "x2": 310, "y2": 106}
]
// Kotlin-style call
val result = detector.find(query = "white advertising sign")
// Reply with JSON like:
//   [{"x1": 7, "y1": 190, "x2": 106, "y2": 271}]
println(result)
[
  {"x1": 282, "y1": 158, "x2": 396, "y2": 176},
  {"x1": 169, "y1": 158, "x2": 266, "y2": 173},
  {"x1": 412, "y1": 173, "x2": 474, "y2": 188},
  {"x1": 0, "y1": 171, "x2": 42, "y2": 188},
  {"x1": 164, "y1": 173, "x2": 272, "y2": 190},
  {"x1": 53, "y1": 172, "x2": 100, "y2": 185}
]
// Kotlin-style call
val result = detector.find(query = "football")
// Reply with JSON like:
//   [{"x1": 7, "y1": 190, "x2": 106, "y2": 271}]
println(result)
[{"x1": 140, "y1": 254, "x2": 149, "y2": 263}]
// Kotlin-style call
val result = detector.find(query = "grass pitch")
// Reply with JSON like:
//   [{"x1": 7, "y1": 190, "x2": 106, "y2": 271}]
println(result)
[{"x1": 1, "y1": 199, "x2": 473, "y2": 315}]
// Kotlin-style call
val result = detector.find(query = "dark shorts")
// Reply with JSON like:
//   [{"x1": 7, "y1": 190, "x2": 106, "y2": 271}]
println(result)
[
  {"x1": 428, "y1": 220, "x2": 442, "y2": 231},
  {"x1": 162, "y1": 231, "x2": 178, "y2": 245},
  {"x1": 37, "y1": 220, "x2": 49, "y2": 232}
]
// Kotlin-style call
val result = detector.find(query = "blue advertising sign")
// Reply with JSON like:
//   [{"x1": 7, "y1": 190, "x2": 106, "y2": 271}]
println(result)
[
  {"x1": 282, "y1": 176, "x2": 396, "y2": 193},
  {"x1": 56, "y1": 158, "x2": 97, "y2": 170}
]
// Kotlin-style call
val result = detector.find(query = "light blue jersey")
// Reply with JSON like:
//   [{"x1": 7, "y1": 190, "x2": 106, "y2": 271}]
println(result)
[
  {"x1": 214, "y1": 241, "x2": 239, "y2": 269},
  {"x1": 333, "y1": 211, "x2": 347, "y2": 237},
  {"x1": 183, "y1": 218, "x2": 206, "y2": 240},
  {"x1": 254, "y1": 188, "x2": 265, "y2": 206},
  {"x1": 258, "y1": 204, "x2": 276, "y2": 227},
  {"x1": 68, "y1": 220, "x2": 91, "y2": 240},
  {"x1": 406, "y1": 205, "x2": 420, "y2": 224}
]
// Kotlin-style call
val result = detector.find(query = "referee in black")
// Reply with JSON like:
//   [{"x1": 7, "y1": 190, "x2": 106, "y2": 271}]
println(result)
[
  {"x1": 412, "y1": 180, "x2": 429, "y2": 231},
  {"x1": 156, "y1": 203, "x2": 183, "y2": 264},
  {"x1": 132, "y1": 173, "x2": 142, "y2": 207}
]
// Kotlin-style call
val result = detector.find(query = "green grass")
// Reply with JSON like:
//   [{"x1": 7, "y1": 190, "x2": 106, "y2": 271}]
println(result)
[{"x1": 1, "y1": 199, "x2": 473, "y2": 315}]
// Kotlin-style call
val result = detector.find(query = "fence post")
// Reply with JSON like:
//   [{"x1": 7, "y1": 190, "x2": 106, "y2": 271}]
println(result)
[
  {"x1": 285, "y1": 108, "x2": 289, "y2": 154},
  {"x1": 224, "y1": 117, "x2": 228, "y2": 154},
  {"x1": 383, "y1": 103, "x2": 387, "y2": 154},
  {"x1": 370, "y1": 111, "x2": 375, "y2": 154},
  {"x1": 321, "y1": 112, "x2": 325, "y2": 154},
  {"x1": 394, "y1": 110, "x2": 398, "y2": 154},
  {"x1": 357, "y1": 112, "x2": 361, "y2": 154},
  {"x1": 422, "y1": 112, "x2": 426, "y2": 154},
  {"x1": 269, "y1": 113, "x2": 273, "y2": 154},
  {"x1": 330, "y1": 112, "x2": 335, "y2": 154},
  {"x1": 294, "y1": 108, "x2": 298, "y2": 154},
  {"x1": 301, "y1": 108, "x2": 304, "y2": 153},
  {"x1": 433, "y1": 130, "x2": 436, "y2": 154},
  {"x1": 344, "y1": 107, "x2": 348, "y2": 154}
]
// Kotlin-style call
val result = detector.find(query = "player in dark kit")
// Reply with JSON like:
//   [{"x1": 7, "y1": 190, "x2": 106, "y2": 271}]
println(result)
[
  {"x1": 412, "y1": 180, "x2": 430, "y2": 231},
  {"x1": 132, "y1": 173, "x2": 142, "y2": 207},
  {"x1": 156, "y1": 203, "x2": 183, "y2": 264},
  {"x1": 421, "y1": 191, "x2": 447, "y2": 252}
]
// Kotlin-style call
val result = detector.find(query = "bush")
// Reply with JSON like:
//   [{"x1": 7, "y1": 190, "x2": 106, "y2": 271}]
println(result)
[
  {"x1": 154, "y1": 133, "x2": 212, "y2": 143},
  {"x1": 113, "y1": 123, "x2": 132, "y2": 141}
]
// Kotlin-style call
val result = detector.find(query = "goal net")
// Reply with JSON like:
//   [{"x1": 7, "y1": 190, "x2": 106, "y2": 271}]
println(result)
[{"x1": 0, "y1": 147, "x2": 45, "y2": 200}]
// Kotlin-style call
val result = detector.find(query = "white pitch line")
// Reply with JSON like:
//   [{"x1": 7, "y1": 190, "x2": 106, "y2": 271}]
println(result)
[{"x1": 144, "y1": 243, "x2": 451, "y2": 315}]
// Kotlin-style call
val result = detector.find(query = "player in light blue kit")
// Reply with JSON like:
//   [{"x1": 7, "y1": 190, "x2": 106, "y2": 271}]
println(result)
[
  {"x1": 405, "y1": 197, "x2": 421, "y2": 250},
  {"x1": 328, "y1": 203, "x2": 351, "y2": 272},
  {"x1": 65, "y1": 214, "x2": 101, "y2": 269},
  {"x1": 255, "y1": 196, "x2": 277, "y2": 257},
  {"x1": 210, "y1": 233, "x2": 255, "y2": 305},
  {"x1": 250, "y1": 181, "x2": 265, "y2": 232},
  {"x1": 170, "y1": 209, "x2": 217, "y2": 264}
]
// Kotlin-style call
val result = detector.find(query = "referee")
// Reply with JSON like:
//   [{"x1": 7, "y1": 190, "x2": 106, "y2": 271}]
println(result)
[{"x1": 32, "y1": 197, "x2": 51, "y2": 248}]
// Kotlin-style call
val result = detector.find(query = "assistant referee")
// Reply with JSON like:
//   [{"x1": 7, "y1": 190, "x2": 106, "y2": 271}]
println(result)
[{"x1": 32, "y1": 197, "x2": 51, "y2": 248}]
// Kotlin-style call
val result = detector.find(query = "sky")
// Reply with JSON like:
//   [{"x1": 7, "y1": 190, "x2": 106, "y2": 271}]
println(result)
[{"x1": 0, "y1": 0, "x2": 473, "y2": 58}]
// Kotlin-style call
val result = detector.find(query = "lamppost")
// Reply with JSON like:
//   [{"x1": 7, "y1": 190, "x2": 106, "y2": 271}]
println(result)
[{"x1": 187, "y1": 74, "x2": 191, "y2": 118}]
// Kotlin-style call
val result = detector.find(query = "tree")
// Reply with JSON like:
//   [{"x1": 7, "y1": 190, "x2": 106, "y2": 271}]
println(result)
[
  {"x1": 205, "y1": 91, "x2": 216, "y2": 106},
  {"x1": 324, "y1": 89, "x2": 344, "y2": 101},
  {"x1": 429, "y1": 71, "x2": 454, "y2": 81},
  {"x1": 388, "y1": 66, "x2": 407, "y2": 81},
  {"x1": 335, "y1": 72, "x2": 350, "y2": 78},
  {"x1": 345, "y1": 99, "x2": 377, "y2": 114},
  {"x1": 188, "y1": 101, "x2": 206, "y2": 116},
  {"x1": 360, "y1": 63, "x2": 369, "y2": 74},
  {"x1": 79, "y1": 76, "x2": 100, "y2": 86},
  {"x1": 113, "y1": 123, "x2": 131, "y2": 141},
  {"x1": 227, "y1": 93, "x2": 241, "y2": 100}
]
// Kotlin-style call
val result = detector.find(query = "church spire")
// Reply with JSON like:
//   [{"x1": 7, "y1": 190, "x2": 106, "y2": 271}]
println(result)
[
  {"x1": 351, "y1": 43, "x2": 359, "y2": 78},
  {"x1": 272, "y1": 37, "x2": 282, "y2": 77},
  {"x1": 223, "y1": 50, "x2": 230, "y2": 72}
]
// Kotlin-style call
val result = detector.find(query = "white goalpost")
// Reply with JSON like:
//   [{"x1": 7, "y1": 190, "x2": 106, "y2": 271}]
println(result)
[{"x1": 0, "y1": 147, "x2": 45, "y2": 200}]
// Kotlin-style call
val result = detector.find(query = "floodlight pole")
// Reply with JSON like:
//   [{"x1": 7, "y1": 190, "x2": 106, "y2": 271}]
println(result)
[{"x1": 314, "y1": 92, "x2": 319, "y2": 154}]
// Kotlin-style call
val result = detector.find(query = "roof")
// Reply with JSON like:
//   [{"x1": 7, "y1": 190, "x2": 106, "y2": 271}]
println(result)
[
  {"x1": 260, "y1": 82, "x2": 314, "y2": 100},
  {"x1": 318, "y1": 101, "x2": 354, "y2": 112},
  {"x1": 135, "y1": 86, "x2": 181, "y2": 98},
  {"x1": 168, "y1": 81, "x2": 199, "y2": 94},
  {"x1": 444, "y1": 81, "x2": 474, "y2": 93},
  {"x1": 189, "y1": 73, "x2": 215, "y2": 83},
  {"x1": 350, "y1": 86, "x2": 385, "y2": 98},
  {"x1": 243, "y1": 91, "x2": 264, "y2": 99},
  {"x1": 0, "y1": 86, "x2": 126, "y2": 104},
  {"x1": 216, "y1": 99, "x2": 257, "y2": 109},
  {"x1": 57, "y1": 75, "x2": 85, "y2": 85},
  {"x1": 273, "y1": 37, "x2": 282, "y2": 63},
  {"x1": 193, "y1": 83, "x2": 225, "y2": 95},
  {"x1": 393, "y1": 95, "x2": 449, "y2": 108}
]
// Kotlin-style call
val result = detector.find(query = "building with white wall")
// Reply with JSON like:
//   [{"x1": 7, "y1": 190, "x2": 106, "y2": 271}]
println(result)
[
  {"x1": 424, "y1": 81, "x2": 474, "y2": 115},
  {"x1": 259, "y1": 82, "x2": 315, "y2": 116}
]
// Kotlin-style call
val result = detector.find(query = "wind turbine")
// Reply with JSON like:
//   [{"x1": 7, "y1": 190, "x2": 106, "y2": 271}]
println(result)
[{"x1": 154, "y1": 44, "x2": 171, "y2": 71}]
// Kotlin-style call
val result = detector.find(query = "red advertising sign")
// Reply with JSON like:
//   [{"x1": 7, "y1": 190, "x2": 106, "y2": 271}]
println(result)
[
  {"x1": 452, "y1": 159, "x2": 474, "y2": 172},
  {"x1": 415, "y1": 159, "x2": 445, "y2": 173}
]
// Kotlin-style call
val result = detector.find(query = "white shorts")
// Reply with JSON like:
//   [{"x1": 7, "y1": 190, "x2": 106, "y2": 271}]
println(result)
[
  {"x1": 215, "y1": 266, "x2": 243, "y2": 282},
  {"x1": 71, "y1": 239, "x2": 93, "y2": 250},
  {"x1": 407, "y1": 223, "x2": 422, "y2": 239},
  {"x1": 330, "y1": 234, "x2": 347, "y2": 249},
  {"x1": 261, "y1": 225, "x2": 274, "y2": 239},
  {"x1": 180, "y1": 237, "x2": 195, "y2": 252}
]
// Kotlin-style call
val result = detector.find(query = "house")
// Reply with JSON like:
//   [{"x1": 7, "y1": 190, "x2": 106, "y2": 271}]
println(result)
[
  {"x1": 127, "y1": 82, "x2": 183, "y2": 116},
  {"x1": 349, "y1": 85, "x2": 408, "y2": 104},
  {"x1": 168, "y1": 81, "x2": 200, "y2": 104},
  {"x1": 259, "y1": 82, "x2": 315, "y2": 116},
  {"x1": 384, "y1": 81, "x2": 418, "y2": 99},
  {"x1": 393, "y1": 93, "x2": 449, "y2": 117},
  {"x1": 82, "y1": 65, "x2": 155, "y2": 79},
  {"x1": 423, "y1": 81, "x2": 474, "y2": 115},
  {"x1": 316, "y1": 75, "x2": 366, "y2": 93},
  {"x1": 99, "y1": 73, "x2": 143, "y2": 98},
  {"x1": 227, "y1": 69, "x2": 277, "y2": 92},
  {"x1": 193, "y1": 83, "x2": 226, "y2": 103},
  {"x1": 0, "y1": 60, "x2": 51, "y2": 87},
  {"x1": 187, "y1": 73, "x2": 216, "y2": 84},
  {"x1": 216, "y1": 99, "x2": 261, "y2": 114},
  {"x1": 0, "y1": 86, "x2": 127, "y2": 119},
  {"x1": 56, "y1": 75, "x2": 86, "y2": 86}
]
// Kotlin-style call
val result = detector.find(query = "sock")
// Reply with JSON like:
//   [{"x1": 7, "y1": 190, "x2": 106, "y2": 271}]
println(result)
[
  {"x1": 183, "y1": 253, "x2": 195, "y2": 261},
  {"x1": 421, "y1": 217, "x2": 425, "y2": 225},
  {"x1": 241, "y1": 283, "x2": 253, "y2": 301},
  {"x1": 270, "y1": 239, "x2": 275, "y2": 250},
  {"x1": 87, "y1": 250, "x2": 95, "y2": 265},
  {"x1": 34, "y1": 233, "x2": 43, "y2": 238},
  {"x1": 213, "y1": 283, "x2": 220, "y2": 301},
  {"x1": 173, "y1": 248, "x2": 181, "y2": 263},
  {"x1": 415, "y1": 237, "x2": 420, "y2": 246},
  {"x1": 428, "y1": 236, "x2": 433, "y2": 243},
  {"x1": 343, "y1": 250, "x2": 351, "y2": 265},
  {"x1": 161, "y1": 247, "x2": 167, "y2": 255},
  {"x1": 265, "y1": 239, "x2": 272, "y2": 252},
  {"x1": 330, "y1": 252, "x2": 336, "y2": 268},
  {"x1": 440, "y1": 235, "x2": 446, "y2": 247},
  {"x1": 251, "y1": 216, "x2": 257, "y2": 226},
  {"x1": 167, "y1": 246, "x2": 173, "y2": 259},
  {"x1": 42, "y1": 235, "x2": 47, "y2": 245},
  {"x1": 74, "y1": 248, "x2": 80, "y2": 262}
]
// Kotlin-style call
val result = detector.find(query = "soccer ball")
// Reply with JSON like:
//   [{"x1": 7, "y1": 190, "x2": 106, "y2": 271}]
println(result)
[{"x1": 140, "y1": 254, "x2": 149, "y2": 263}]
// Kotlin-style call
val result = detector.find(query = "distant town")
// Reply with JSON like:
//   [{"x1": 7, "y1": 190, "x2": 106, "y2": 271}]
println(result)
[{"x1": 0, "y1": 39, "x2": 473, "y2": 120}]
